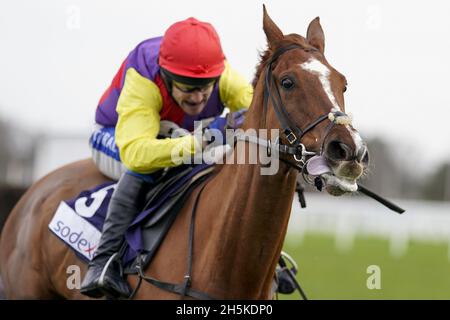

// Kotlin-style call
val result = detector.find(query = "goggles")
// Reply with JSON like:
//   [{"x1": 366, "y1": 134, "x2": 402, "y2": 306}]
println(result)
[{"x1": 172, "y1": 80, "x2": 216, "y2": 93}]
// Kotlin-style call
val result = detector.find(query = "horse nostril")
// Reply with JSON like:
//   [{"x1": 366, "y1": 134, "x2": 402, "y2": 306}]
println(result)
[{"x1": 325, "y1": 140, "x2": 352, "y2": 161}]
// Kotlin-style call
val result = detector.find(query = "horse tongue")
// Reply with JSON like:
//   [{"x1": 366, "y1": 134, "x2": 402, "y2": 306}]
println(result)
[{"x1": 306, "y1": 155, "x2": 332, "y2": 176}]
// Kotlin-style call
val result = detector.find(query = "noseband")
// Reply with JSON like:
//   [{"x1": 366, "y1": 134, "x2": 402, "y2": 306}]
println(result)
[{"x1": 237, "y1": 43, "x2": 351, "y2": 166}]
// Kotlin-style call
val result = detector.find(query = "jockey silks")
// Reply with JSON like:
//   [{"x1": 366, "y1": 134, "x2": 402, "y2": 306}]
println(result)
[{"x1": 94, "y1": 36, "x2": 252, "y2": 174}]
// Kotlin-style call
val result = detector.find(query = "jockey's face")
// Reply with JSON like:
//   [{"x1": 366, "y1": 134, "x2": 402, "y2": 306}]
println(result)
[{"x1": 171, "y1": 81, "x2": 215, "y2": 116}]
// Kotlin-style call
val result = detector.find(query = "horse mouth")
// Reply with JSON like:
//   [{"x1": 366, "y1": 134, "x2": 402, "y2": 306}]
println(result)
[
  {"x1": 306, "y1": 155, "x2": 360, "y2": 196},
  {"x1": 321, "y1": 173, "x2": 358, "y2": 196}
]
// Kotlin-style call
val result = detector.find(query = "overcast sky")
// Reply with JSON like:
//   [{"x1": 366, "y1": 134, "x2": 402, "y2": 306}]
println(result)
[{"x1": 1, "y1": 0, "x2": 449, "y2": 172}]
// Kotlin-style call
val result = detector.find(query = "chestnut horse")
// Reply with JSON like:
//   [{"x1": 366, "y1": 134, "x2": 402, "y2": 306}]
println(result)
[{"x1": 0, "y1": 7, "x2": 368, "y2": 299}]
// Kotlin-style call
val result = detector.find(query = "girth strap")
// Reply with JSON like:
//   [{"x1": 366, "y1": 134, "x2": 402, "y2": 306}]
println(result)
[
  {"x1": 135, "y1": 255, "x2": 216, "y2": 300},
  {"x1": 133, "y1": 175, "x2": 218, "y2": 300}
]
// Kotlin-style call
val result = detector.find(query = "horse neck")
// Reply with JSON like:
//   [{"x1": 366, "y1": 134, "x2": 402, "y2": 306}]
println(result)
[{"x1": 198, "y1": 88, "x2": 298, "y2": 298}]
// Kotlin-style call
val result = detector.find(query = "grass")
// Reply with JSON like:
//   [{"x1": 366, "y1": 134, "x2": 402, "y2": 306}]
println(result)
[{"x1": 279, "y1": 233, "x2": 450, "y2": 300}]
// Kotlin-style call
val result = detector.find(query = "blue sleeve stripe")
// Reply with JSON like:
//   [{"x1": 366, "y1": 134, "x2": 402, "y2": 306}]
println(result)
[{"x1": 89, "y1": 126, "x2": 121, "y2": 161}]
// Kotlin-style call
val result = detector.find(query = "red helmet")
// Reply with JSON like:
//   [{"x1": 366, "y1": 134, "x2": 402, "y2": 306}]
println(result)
[{"x1": 159, "y1": 17, "x2": 225, "y2": 79}]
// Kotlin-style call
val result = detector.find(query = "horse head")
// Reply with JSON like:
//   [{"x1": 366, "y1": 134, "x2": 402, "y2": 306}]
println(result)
[{"x1": 251, "y1": 6, "x2": 369, "y2": 196}]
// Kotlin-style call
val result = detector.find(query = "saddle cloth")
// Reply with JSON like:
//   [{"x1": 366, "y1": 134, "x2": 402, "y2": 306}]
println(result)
[{"x1": 48, "y1": 163, "x2": 215, "y2": 271}]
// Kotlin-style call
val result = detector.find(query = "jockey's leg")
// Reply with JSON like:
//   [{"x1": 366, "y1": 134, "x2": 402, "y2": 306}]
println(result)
[
  {"x1": 80, "y1": 171, "x2": 152, "y2": 299},
  {"x1": 89, "y1": 125, "x2": 126, "y2": 180}
]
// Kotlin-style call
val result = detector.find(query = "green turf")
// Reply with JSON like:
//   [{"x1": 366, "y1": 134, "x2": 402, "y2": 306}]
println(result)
[{"x1": 279, "y1": 233, "x2": 450, "y2": 300}]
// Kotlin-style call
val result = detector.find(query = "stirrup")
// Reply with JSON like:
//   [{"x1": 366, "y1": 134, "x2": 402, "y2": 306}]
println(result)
[
  {"x1": 280, "y1": 251, "x2": 298, "y2": 273},
  {"x1": 98, "y1": 252, "x2": 123, "y2": 288},
  {"x1": 277, "y1": 251, "x2": 308, "y2": 300}
]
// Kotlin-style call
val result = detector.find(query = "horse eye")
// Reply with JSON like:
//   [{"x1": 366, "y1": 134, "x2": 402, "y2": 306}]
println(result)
[
  {"x1": 343, "y1": 85, "x2": 347, "y2": 93},
  {"x1": 281, "y1": 78, "x2": 294, "y2": 90}
]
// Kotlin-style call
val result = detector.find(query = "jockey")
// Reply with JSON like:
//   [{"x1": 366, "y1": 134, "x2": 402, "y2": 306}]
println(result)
[{"x1": 80, "y1": 17, "x2": 252, "y2": 299}]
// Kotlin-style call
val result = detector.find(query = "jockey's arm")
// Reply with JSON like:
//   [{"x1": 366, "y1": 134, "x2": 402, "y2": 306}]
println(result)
[
  {"x1": 115, "y1": 68, "x2": 200, "y2": 174},
  {"x1": 219, "y1": 61, "x2": 253, "y2": 112}
]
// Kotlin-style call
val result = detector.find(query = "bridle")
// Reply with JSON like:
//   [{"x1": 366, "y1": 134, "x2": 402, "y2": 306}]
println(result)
[
  {"x1": 236, "y1": 43, "x2": 406, "y2": 216},
  {"x1": 237, "y1": 43, "x2": 351, "y2": 167}
]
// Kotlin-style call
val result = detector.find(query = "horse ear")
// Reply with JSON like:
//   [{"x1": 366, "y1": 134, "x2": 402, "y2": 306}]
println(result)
[
  {"x1": 263, "y1": 4, "x2": 284, "y2": 47},
  {"x1": 307, "y1": 17, "x2": 325, "y2": 54}
]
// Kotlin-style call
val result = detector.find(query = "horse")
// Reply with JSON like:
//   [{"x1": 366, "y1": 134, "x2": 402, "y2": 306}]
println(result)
[{"x1": 0, "y1": 7, "x2": 369, "y2": 299}]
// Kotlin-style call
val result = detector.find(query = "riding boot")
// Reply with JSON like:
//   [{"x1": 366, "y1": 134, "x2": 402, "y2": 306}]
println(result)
[{"x1": 80, "y1": 172, "x2": 150, "y2": 299}]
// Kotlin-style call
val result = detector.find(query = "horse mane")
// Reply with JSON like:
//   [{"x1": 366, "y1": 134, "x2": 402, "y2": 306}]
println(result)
[
  {"x1": 252, "y1": 49, "x2": 272, "y2": 88},
  {"x1": 252, "y1": 34, "x2": 312, "y2": 88}
]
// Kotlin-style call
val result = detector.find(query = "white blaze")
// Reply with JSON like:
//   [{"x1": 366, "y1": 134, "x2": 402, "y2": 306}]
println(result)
[
  {"x1": 300, "y1": 58, "x2": 364, "y2": 153},
  {"x1": 349, "y1": 127, "x2": 364, "y2": 152},
  {"x1": 300, "y1": 58, "x2": 340, "y2": 112}
]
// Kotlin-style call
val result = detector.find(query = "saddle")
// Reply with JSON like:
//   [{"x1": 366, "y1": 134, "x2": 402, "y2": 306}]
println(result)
[
  {"x1": 48, "y1": 163, "x2": 215, "y2": 271},
  {"x1": 122, "y1": 164, "x2": 215, "y2": 274}
]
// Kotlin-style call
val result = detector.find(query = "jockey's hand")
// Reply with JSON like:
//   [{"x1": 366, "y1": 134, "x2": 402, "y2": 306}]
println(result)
[
  {"x1": 207, "y1": 116, "x2": 227, "y2": 132},
  {"x1": 201, "y1": 110, "x2": 247, "y2": 148},
  {"x1": 202, "y1": 116, "x2": 227, "y2": 147},
  {"x1": 225, "y1": 109, "x2": 247, "y2": 129}
]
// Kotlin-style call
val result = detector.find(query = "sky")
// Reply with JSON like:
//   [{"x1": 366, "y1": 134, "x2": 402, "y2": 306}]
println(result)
[{"x1": 0, "y1": 0, "x2": 449, "y2": 173}]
